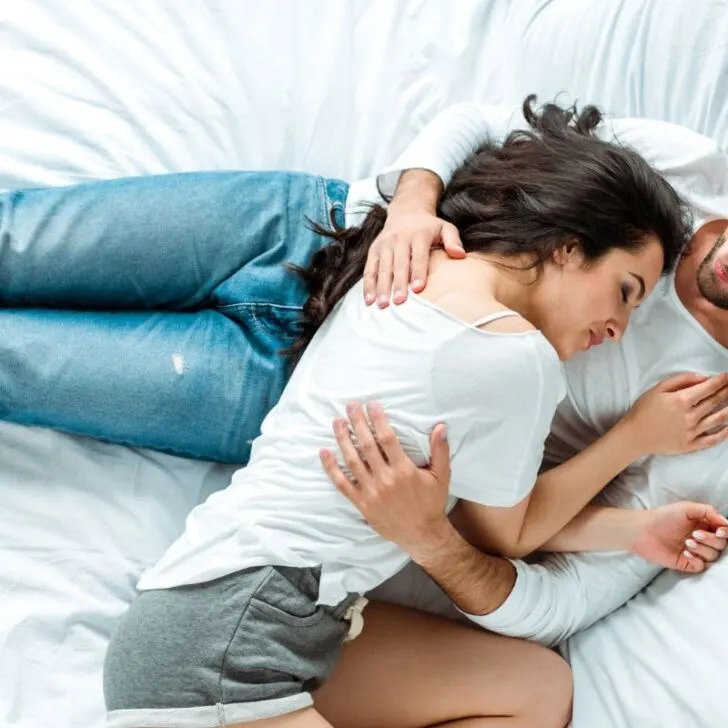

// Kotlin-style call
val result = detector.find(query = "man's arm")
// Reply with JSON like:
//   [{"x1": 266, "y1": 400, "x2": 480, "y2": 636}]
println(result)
[
  {"x1": 320, "y1": 401, "x2": 651, "y2": 641},
  {"x1": 374, "y1": 103, "x2": 728, "y2": 208},
  {"x1": 378, "y1": 497, "x2": 660, "y2": 648},
  {"x1": 348, "y1": 101, "x2": 520, "y2": 225},
  {"x1": 320, "y1": 402, "x2": 718, "y2": 646},
  {"x1": 353, "y1": 102, "x2": 522, "y2": 304},
  {"x1": 376, "y1": 102, "x2": 522, "y2": 200},
  {"x1": 402, "y1": 519, "x2": 517, "y2": 616},
  {"x1": 462, "y1": 549, "x2": 660, "y2": 647},
  {"x1": 358, "y1": 102, "x2": 728, "y2": 303},
  {"x1": 603, "y1": 117, "x2": 728, "y2": 218}
]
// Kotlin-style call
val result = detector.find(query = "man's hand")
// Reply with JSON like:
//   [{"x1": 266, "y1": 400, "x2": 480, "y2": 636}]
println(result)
[
  {"x1": 363, "y1": 170, "x2": 465, "y2": 308},
  {"x1": 319, "y1": 401, "x2": 451, "y2": 556},
  {"x1": 631, "y1": 502, "x2": 728, "y2": 572},
  {"x1": 319, "y1": 401, "x2": 517, "y2": 616}
]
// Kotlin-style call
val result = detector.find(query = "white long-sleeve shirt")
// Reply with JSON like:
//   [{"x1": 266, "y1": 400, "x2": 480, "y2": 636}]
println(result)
[{"x1": 362, "y1": 102, "x2": 728, "y2": 647}]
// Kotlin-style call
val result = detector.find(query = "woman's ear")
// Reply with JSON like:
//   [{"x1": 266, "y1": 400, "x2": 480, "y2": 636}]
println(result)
[{"x1": 552, "y1": 239, "x2": 582, "y2": 268}]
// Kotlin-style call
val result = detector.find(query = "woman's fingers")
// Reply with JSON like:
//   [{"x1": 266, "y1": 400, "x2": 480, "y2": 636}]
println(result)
[
  {"x1": 684, "y1": 541, "x2": 723, "y2": 563},
  {"x1": 683, "y1": 374, "x2": 728, "y2": 407},
  {"x1": 655, "y1": 372, "x2": 708, "y2": 393},
  {"x1": 677, "y1": 549, "x2": 708, "y2": 573},
  {"x1": 685, "y1": 529, "x2": 727, "y2": 563},
  {"x1": 694, "y1": 401, "x2": 728, "y2": 436},
  {"x1": 692, "y1": 384, "x2": 728, "y2": 422},
  {"x1": 689, "y1": 425, "x2": 728, "y2": 451}
]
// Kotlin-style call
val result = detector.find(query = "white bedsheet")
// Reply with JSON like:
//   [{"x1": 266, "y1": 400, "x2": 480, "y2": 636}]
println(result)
[{"x1": 1, "y1": 2, "x2": 727, "y2": 727}]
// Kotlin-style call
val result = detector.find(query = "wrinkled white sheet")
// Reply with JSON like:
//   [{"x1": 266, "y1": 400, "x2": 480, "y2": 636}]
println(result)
[{"x1": 1, "y1": 2, "x2": 727, "y2": 726}]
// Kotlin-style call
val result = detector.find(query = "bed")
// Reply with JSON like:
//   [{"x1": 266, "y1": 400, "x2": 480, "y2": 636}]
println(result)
[{"x1": 1, "y1": 2, "x2": 727, "y2": 726}]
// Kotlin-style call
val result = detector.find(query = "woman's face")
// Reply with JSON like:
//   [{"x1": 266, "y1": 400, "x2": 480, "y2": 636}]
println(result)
[{"x1": 533, "y1": 237, "x2": 664, "y2": 360}]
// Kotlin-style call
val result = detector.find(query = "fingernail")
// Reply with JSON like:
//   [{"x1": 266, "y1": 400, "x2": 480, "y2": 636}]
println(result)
[
  {"x1": 393, "y1": 290, "x2": 403, "y2": 302},
  {"x1": 378, "y1": 294, "x2": 389, "y2": 306},
  {"x1": 412, "y1": 278, "x2": 423, "y2": 290},
  {"x1": 440, "y1": 424, "x2": 448, "y2": 440},
  {"x1": 686, "y1": 539, "x2": 699, "y2": 550},
  {"x1": 346, "y1": 402, "x2": 357, "y2": 415},
  {"x1": 365, "y1": 292, "x2": 375, "y2": 304},
  {"x1": 717, "y1": 528, "x2": 728, "y2": 538},
  {"x1": 683, "y1": 550, "x2": 695, "y2": 559},
  {"x1": 693, "y1": 531, "x2": 706, "y2": 541}
]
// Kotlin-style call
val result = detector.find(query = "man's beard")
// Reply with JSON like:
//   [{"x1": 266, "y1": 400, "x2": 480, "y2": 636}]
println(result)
[{"x1": 697, "y1": 232, "x2": 728, "y2": 309}]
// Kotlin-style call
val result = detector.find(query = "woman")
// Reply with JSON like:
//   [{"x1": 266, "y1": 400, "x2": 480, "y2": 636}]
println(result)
[{"x1": 101, "y1": 98, "x2": 728, "y2": 728}]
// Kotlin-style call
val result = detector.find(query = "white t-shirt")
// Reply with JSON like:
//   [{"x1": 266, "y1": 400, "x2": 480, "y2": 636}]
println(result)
[
  {"x1": 138, "y1": 280, "x2": 565, "y2": 605},
  {"x1": 363, "y1": 102, "x2": 728, "y2": 644}
]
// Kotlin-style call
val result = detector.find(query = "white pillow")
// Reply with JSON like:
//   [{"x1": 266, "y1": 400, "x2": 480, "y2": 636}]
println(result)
[{"x1": 504, "y1": 0, "x2": 728, "y2": 150}]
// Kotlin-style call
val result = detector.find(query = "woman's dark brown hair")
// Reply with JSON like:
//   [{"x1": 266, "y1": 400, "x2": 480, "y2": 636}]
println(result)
[{"x1": 287, "y1": 95, "x2": 692, "y2": 359}]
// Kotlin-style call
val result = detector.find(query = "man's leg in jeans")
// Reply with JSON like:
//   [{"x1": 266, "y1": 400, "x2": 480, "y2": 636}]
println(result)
[
  {"x1": 0, "y1": 172, "x2": 349, "y2": 462},
  {"x1": 0, "y1": 309, "x2": 277, "y2": 463},
  {"x1": 0, "y1": 171, "x2": 339, "y2": 310}
]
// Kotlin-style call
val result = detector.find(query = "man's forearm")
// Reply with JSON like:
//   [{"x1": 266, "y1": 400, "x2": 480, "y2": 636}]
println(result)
[
  {"x1": 405, "y1": 521, "x2": 517, "y2": 616},
  {"x1": 388, "y1": 169, "x2": 443, "y2": 214},
  {"x1": 378, "y1": 102, "x2": 519, "y2": 202}
]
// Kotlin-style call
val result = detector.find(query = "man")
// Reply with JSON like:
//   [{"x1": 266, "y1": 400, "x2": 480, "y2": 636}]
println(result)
[{"x1": 337, "y1": 102, "x2": 728, "y2": 720}]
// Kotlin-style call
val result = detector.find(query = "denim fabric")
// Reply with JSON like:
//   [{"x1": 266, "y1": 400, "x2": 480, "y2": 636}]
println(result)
[{"x1": 0, "y1": 172, "x2": 349, "y2": 462}]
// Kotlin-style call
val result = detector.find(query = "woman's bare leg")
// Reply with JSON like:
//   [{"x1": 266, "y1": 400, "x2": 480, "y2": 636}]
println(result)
[
  {"x1": 228, "y1": 707, "x2": 333, "y2": 727},
  {"x1": 314, "y1": 602, "x2": 572, "y2": 728}
]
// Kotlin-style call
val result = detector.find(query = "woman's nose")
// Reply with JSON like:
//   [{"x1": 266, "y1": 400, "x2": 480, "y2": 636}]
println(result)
[{"x1": 606, "y1": 322, "x2": 623, "y2": 341}]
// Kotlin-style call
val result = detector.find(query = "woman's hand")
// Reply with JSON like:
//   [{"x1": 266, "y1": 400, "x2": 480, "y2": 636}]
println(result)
[
  {"x1": 362, "y1": 170, "x2": 465, "y2": 307},
  {"x1": 623, "y1": 372, "x2": 728, "y2": 457},
  {"x1": 631, "y1": 502, "x2": 728, "y2": 572},
  {"x1": 319, "y1": 401, "x2": 452, "y2": 556}
]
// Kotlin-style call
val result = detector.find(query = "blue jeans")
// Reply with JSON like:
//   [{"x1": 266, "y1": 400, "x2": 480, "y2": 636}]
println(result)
[{"x1": 0, "y1": 172, "x2": 349, "y2": 463}]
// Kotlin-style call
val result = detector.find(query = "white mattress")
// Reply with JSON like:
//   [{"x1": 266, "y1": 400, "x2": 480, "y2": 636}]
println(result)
[{"x1": 1, "y1": 2, "x2": 728, "y2": 726}]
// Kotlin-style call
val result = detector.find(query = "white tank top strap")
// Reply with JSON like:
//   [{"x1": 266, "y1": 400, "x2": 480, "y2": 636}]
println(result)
[{"x1": 472, "y1": 310, "x2": 522, "y2": 328}]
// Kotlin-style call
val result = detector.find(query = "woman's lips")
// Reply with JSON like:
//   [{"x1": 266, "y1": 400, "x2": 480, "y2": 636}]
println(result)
[{"x1": 588, "y1": 330, "x2": 605, "y2": 349}]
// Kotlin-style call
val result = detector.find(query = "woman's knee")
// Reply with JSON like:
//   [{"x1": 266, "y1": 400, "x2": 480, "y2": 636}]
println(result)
[{"x1": 517, "y1": 645, "x2": 572, "y2": 728}]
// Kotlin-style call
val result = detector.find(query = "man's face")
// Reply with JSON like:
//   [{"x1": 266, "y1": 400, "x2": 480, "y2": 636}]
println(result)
[{"x1": 697, "y1": 224, "x2": 728, "y2": 309}]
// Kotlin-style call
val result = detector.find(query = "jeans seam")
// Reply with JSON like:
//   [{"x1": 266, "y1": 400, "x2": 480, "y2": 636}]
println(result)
[
  {"x1": 318, "y1": 176, "x2": 329, "y2": 227},
  {"x1": 216, "y1": 302, "x2": 303, "y2": 314}
]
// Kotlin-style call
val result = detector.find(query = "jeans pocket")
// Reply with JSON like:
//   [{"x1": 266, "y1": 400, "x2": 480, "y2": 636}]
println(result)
[{"x1": 220, "y1": 302, "x2": 301, "y2": 340}]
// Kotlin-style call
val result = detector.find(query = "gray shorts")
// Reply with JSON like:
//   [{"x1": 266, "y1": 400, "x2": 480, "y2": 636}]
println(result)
[{"x1": 103, "y1": 565, "x2": 365, "y2": 728}]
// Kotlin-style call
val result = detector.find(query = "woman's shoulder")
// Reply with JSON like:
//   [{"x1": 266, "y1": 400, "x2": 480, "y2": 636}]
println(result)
[
  {"x1": 475, "y1": 311, "x2": 536, "y2": 334},
  {"x1": 479, "y1": 326, "x2": 563, "y2": 392},
  {"x1": 431, "y1": 321, "x2": 564, "y2": 408}
]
